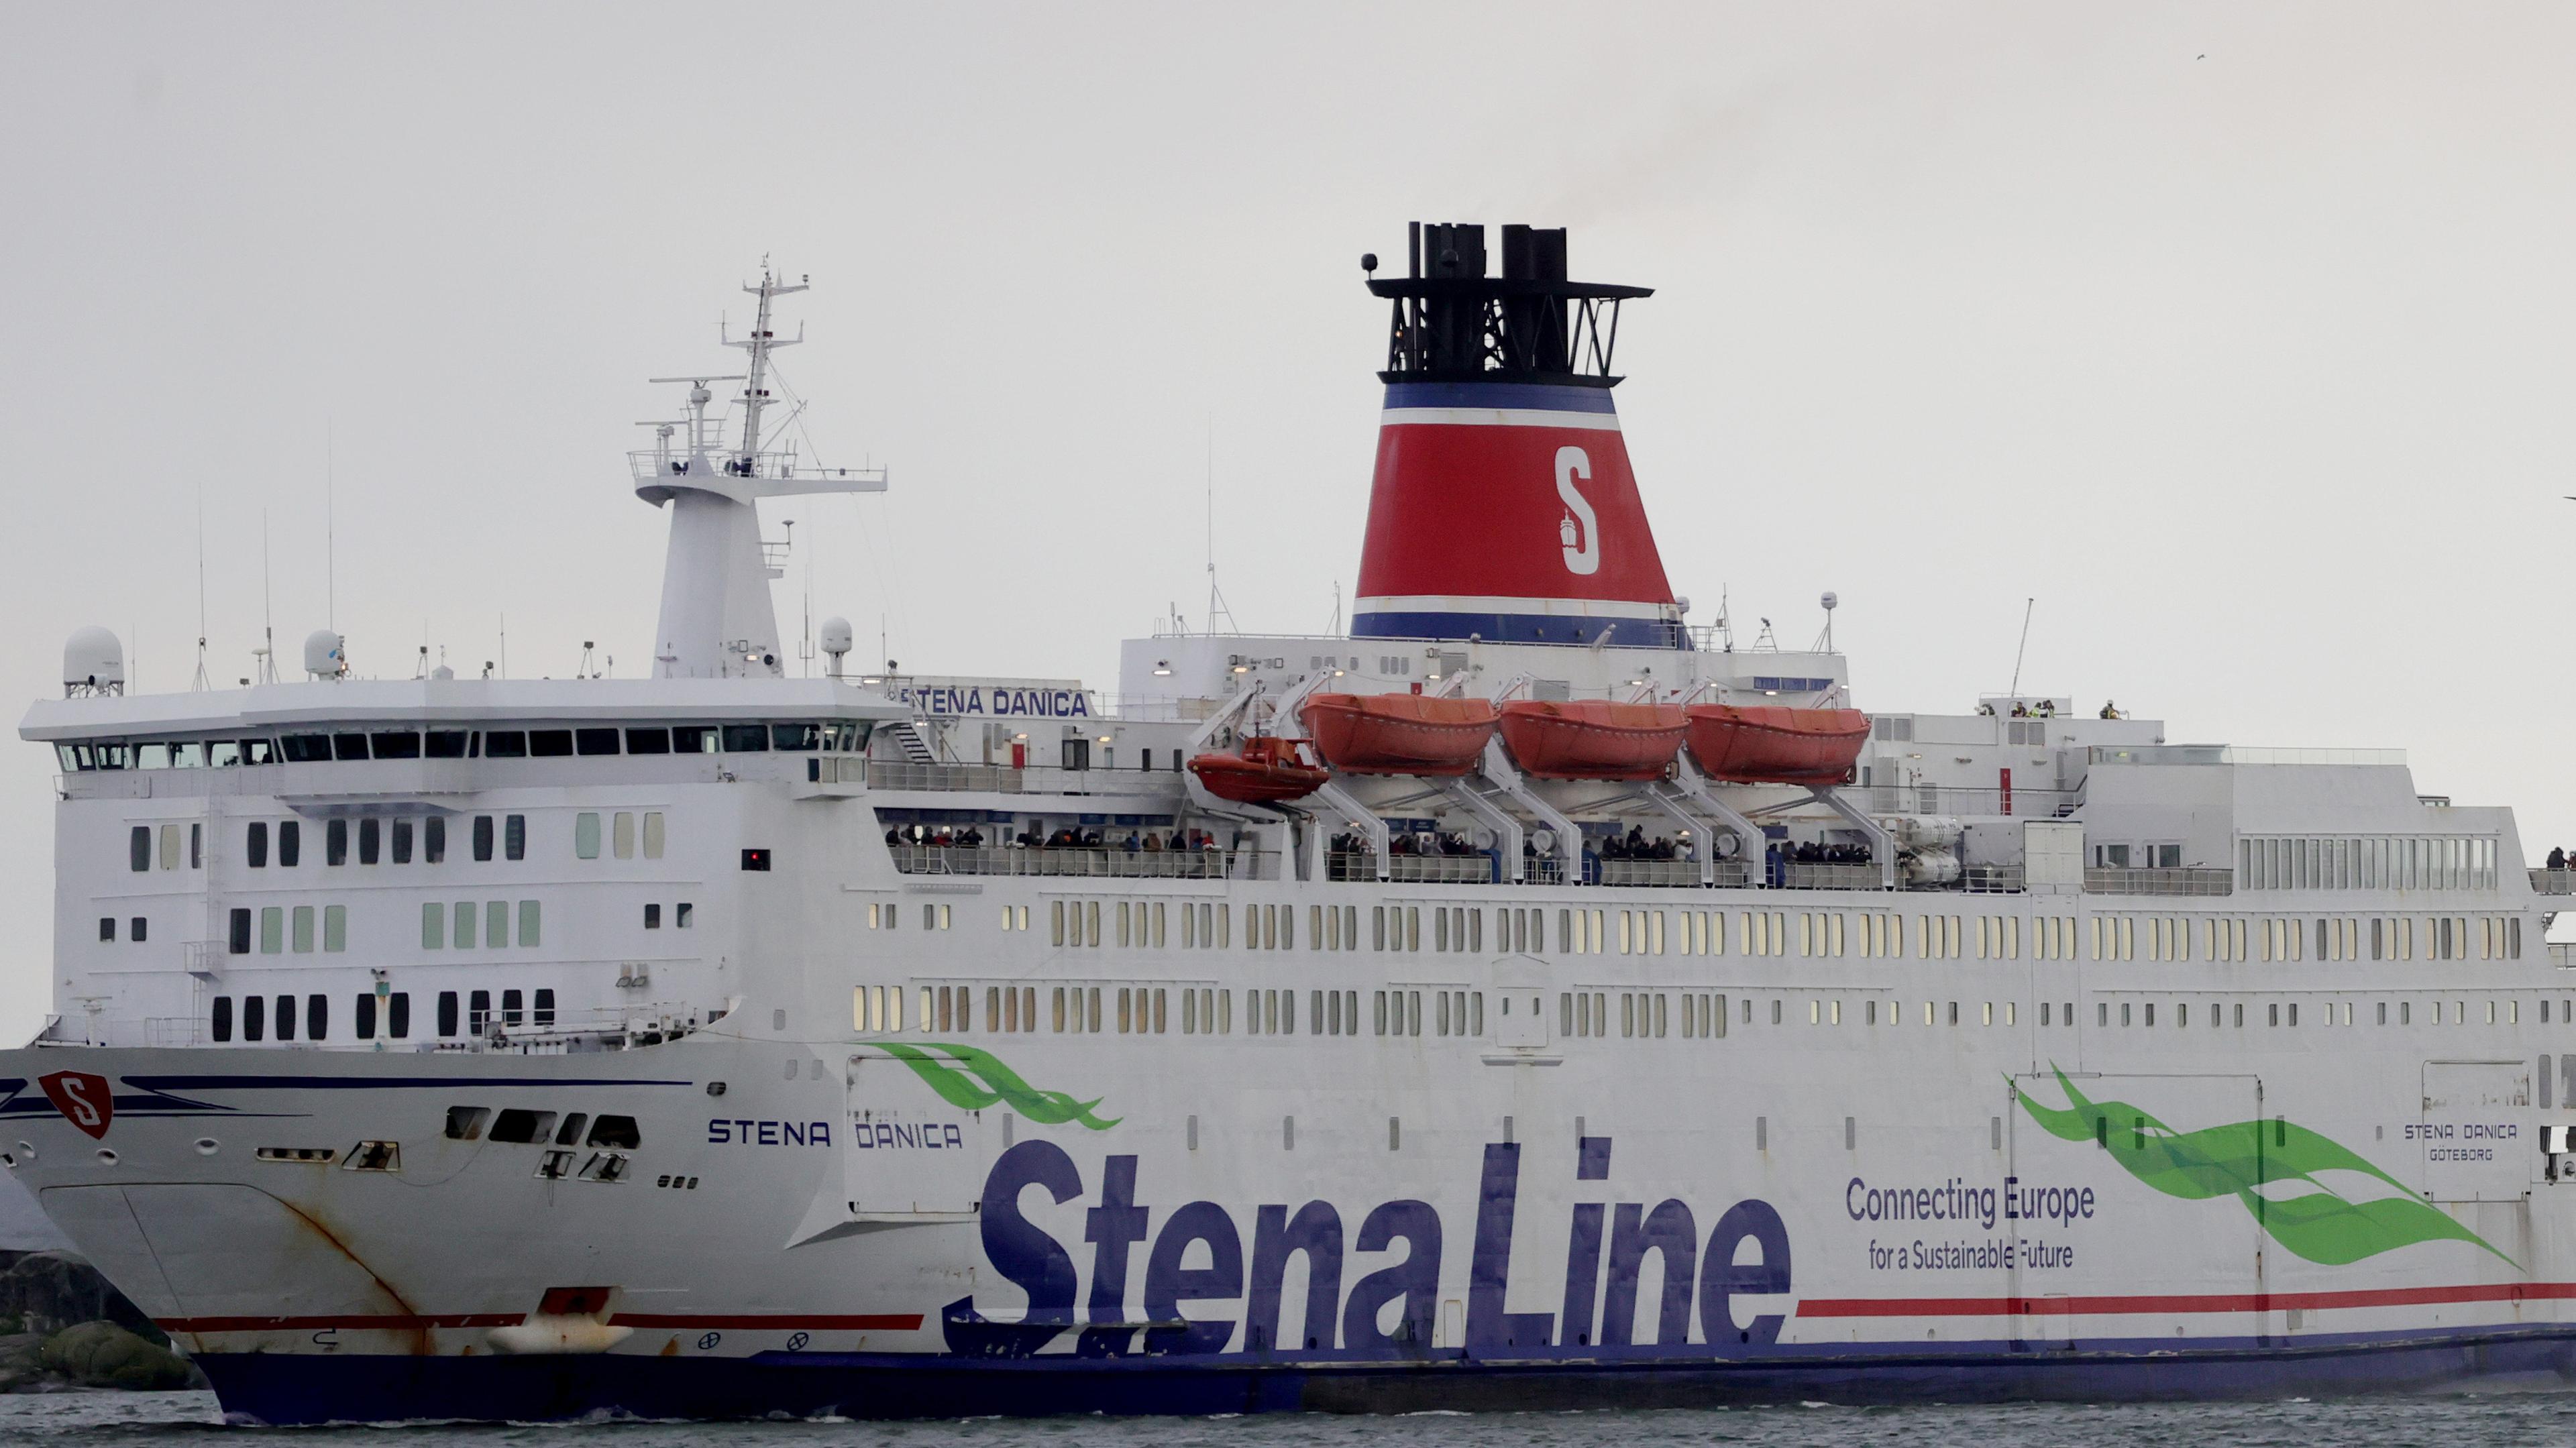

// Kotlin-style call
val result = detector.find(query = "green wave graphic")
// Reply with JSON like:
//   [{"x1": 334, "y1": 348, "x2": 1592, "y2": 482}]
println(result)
[
  {"x1": 2017, "y1": 1066, "x2": 2511, "y2": 1268},
  {"x1": 881, "y1": 1043, "x2": 1120, "y2": 1131}
]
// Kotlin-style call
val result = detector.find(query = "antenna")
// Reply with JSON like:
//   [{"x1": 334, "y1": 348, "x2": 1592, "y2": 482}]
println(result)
[
  {"x1": 191, "y1": 480, "x2": 210, "y2": 691},
  {"x1": 1203, "y1": 416, "x2": 1236, "y2": 634},
  {"x1": 498, "y1": 614, "x2": 507, "y2": 679},
  {"x1": 325, "y1": 421, "x2": 337, "y2": 632},
  {"x1": 257, "y1": 510, "x2": 277, "y2": 684},
  {"x1": 2007, "y1": 596, "x2": 2036, "y2": 701}
]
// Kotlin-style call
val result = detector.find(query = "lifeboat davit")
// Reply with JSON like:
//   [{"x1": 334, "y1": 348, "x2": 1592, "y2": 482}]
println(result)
[
  {"x1": 1498, "y1": 700, "x2": 1686, "y2": 781},
  {"x1": 1189, "y1": 736, "x2": 1330, "y2": 805},
  {"x1": 1684, "y1": 705, "x2": 1870, "y2": 785},
  {"x1": 1302, "y1": 693, "x2": 1499, "y2": 777}
]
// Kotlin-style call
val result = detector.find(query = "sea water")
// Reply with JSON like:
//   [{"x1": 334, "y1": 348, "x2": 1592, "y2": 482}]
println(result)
[{"x1": 3, "y1": 1391, "x2": 2573, "y2": 1447}]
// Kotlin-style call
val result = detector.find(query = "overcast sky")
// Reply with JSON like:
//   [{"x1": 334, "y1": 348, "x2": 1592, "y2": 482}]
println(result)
[{"x1": 5, "y1": 4, "x2": 2575, "y2": 1039}]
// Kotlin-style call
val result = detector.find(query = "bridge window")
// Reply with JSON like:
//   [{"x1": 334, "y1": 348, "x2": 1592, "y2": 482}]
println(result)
[
  {"x1": 625, "y1": 728, "x2": 671, "y2": 754},
  {"x1": 575, "y1": 728, "x2": 621, "y2": 756},
  {"x1": 425, "y1": 730, "x2": 470, "y2": 758},
  {"x1": 722, "y1": 725, "x2": 768, "y2": 753},
  {"x1": 371, "y1": 731, "x2": 421, "y2": 759},
  {"x1": 483, "y1": 730, "x2": 527, "y2": 759},
  {"x1": 529, "y1": 730, "x2": 574, "y2": 757}
]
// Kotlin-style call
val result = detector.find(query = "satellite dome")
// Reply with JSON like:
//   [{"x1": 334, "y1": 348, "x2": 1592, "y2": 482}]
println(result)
[
  {"x1": 430, "y1": 663, "x2": 455, "y2": 681},
  {"x1": 62, "y1": 626, "x2": 123, "y2": 695},
  {"x1": 303, "y1": 630, "x2": 345, "y2": 679},
  {"x1": 818, "y1": 616, "x2": 853, "y2": 659}
]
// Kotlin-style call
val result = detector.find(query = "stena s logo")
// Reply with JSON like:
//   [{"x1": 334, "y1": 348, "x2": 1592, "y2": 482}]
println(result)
[
  {"x1": 1555, "y1": 446, "x2": 1600, "y2": 576},
  {"x1": 38, "y1": 1072, "x2": 113, "y2": 1139}
]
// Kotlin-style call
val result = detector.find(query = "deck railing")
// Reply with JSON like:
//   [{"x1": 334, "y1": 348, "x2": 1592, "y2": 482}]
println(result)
[
  {"x1": 891, "y1": 844, "x2": 1277, "y2": 881},
  {"x1": 2083, "y1": 867, "x2": 2235, "y2": 897},
  {"x1": 2532, "y1": 868, "x2": 2573, "y2": 896}
]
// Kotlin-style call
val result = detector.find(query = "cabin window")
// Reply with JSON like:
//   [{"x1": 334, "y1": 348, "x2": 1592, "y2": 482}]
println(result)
[
  {"x1": 388, "y1": 993, "x2": 411, "y2": 1038},
  {"x1": 241, "y1": 995, "x2": 264, "y2": 1042},
  {"x1": 676, "y1": 902, "x2": 694, "y2": 928},
  {"x1": 643, "y1": 812, "x2": 665, "y2": 859},
  {"x1": 501, "y1": 989, "x2": 523, "y2": 1027},
  {"x1": 645, "y1": 903, "x2": 661, "y2": 930},
  {"x1": 127, "y1": 826, "x2": 149, "y2": 873},
  {"x1": 613, "y1": 812, "x2": 635, "y2": 859},
  {"x1": 437, "y1": 991, "x2": 460, "y2": 1037},
  {"x1": 358, "y1": 818, "x2": 380, "y2": 865},
  {"x1": 307, "y1": 994, "x2": 329, "y2": 1041},
  {"x1": 576, "y1": 814, "x2": 602, "y2": 859},
  {"x1": 469, "y1": 989, "x2": 492, "y2": 1034},
  {"x1": 246, "y1": 820, "x2": 268, "y2": 868},
  {"x1": 488, "y1": 1109, "x2": 555, "y2": 1144},
  {"x1": 588, "y1": 1115, "x2": 641, "y2": 1149},
  {"x1": 504, "y1": 814, "x2": 525, "y2": 860},
  {"x1": 424, "y1": 815, "x2": 446, "y2": 863},
  {"x1": 211, "y1": 996, "x2": 233, "y2": 1042},
  {"x1": 274, "y1": 994, "x2": 297, "y2": 1041},
  {"x1": 529, "y1": 730, "x2": 574, "y2": 757},
  {"x1": 486, "y1": 900, "x2": 509, "y2": 948},
  {"x1": 97, "y1": 917, "x2": 114, "y2": 942},
  {"x1": 453, "y1": 901, "x2": 476, "y2": 948},
  {"x1": 228, "y1": 908, "x2": 251, "y2": 954},
  {"x1": 575, "y1": 728, "x2": 621, "y2": 756},
  {"x1": 356, "y1": 993, "x2": 378, "y2": 1039},
  {"x1": 473, "y1": 815, "x2": 494, "y2": 862},
  {"x1": 292, "y1": 905, "x2": 315, "y2": 953},
  {"x1": 326, "y1": 819, "x2": 348, "y2": 867},
  {"x1": 260, "y1": 907, "x2": 283, "y2": 953},
  {"x1": 323, "y1": 905, "x2": 346, "y2": 952},
  {"x1": 391, "y1": 818, "x2": 413, "y2": 864},
  {"x1": 773, "y1": 724, "x2": 822, "y2": 751}
]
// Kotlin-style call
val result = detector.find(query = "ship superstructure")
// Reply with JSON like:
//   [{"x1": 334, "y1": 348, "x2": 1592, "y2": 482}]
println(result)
[{"x1": 6, "y1": 231, "x2": 2576, "y2": 1423}]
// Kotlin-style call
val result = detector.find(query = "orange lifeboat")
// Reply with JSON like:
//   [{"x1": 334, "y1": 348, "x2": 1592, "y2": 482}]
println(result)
[
  {"x1": 1188, "y1": 736, "x2": 1330, "y2": 805},
  {"x1": 1302, "y1": 693, "x2": 1499, "y2": 777},
  {"x1": 1499, "y1": 700, "x2": 1686, "y2": 781},
  {"x1": 1684, "y1": 705, "x2": 1870, "y2": 785}
]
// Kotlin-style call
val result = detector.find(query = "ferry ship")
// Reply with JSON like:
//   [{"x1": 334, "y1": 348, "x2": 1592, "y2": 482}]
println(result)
[{"x1": 9, "y1": 223, "x2": 2576, "y2": 1423}]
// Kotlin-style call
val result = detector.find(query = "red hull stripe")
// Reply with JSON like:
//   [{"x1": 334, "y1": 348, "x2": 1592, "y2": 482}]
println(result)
[
  {"x1": 164, "y1": 1311, "x2": 924, "y2": 1334},
  {"x1": 1798, "y1": 1283, "x2": 2576, "y2": 1318}
]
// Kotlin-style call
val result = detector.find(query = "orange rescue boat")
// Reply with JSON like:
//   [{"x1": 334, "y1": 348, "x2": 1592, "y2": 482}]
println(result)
[
  {"x1": 1499, "y1": 700, "x2": 1686, "y2": 781},
  {"x1": 1302, "y1": 693, "x2": 1499, "y2": 777},
  {"x1": 1684, "y1": 704, "x2": 1870, "y2": 785},
  {"x1": 1189, "y1": 736, "x2": 1330, "y2": 805}
]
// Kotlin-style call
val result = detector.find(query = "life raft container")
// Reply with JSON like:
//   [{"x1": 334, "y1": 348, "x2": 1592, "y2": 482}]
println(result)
[
  {"x1": 1187, "y1": 736, "x2": 1330, "y2": 805},
  {"x1": 1498, "y1": 700, "x2": 1686, "y2": 781},
  {"x1": 1301, "y1": 693, "x2": 1499, "y2": 777},
  {"x1": 1683, "y1": 705, "x2": 1869, "y2": 785}
]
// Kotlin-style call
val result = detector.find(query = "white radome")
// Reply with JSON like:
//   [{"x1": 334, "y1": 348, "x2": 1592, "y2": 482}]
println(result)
[{"x1": 60, "y1": 626, "x2": 122, "y2": 691}]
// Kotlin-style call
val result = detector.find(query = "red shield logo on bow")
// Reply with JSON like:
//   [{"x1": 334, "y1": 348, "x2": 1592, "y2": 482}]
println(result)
[{"x1": 38, "y1": 1072, "x2": 113, "y2": 1139}]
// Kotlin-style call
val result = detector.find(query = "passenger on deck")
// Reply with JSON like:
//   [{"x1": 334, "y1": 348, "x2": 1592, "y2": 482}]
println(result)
[
  {"x1": 1122, "y1": 831, "x2": 1140, "y2": 853},
  {"x1": 2100, "y1": 700, "x2": 2120, "y2": 720},
  {"x1": 1143, "y1": 833, "x2": 1163, "y2": 852},
  {"x1": 2552, "y1": 847, "x2": 2568, "y2": 871}
]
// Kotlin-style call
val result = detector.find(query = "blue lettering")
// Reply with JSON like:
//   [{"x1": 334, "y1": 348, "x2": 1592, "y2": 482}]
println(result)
[
  {"x1": 1699, "y1": 1199, "x2": 1792, "y2": 1348},
  {"x1": 1081, "y1": 1156, "x2": 1150, "y2": 1357},
  {"x1": 946, "y1": 1124, "x2": 962, "y2": 1148},
  {"x1": 708, "y1": 1121, "x2": 730, "y2": 1144},
  {"x1": 852, "y1": 1125, "x2": 872, "y2": 1149},
  {"x1": 1561, "y1": 1203, "x2": 1606, "y2": 1347},
  {"x1": 785, "y1": 1121, "x2": 806, "y2": 1146},
  {"x1": 949, "y1": 1140, "x2": 1083, "y2": 1357},
  {"x1": 1602, "y1": 1200, "x2": 1697, "y2": 1346},
  {"x1": 1246, "y1": 1201, "x2": 1342, "y2": 1353},
  {"x1": 1142, "y1": 1201, "x2": 1242, "y2": 1355},
  {"x1": 814, "y1": 1121, "x2": 831, "y2": 1146},
  {"x1": 758, "y1": 1121, "x2": 778, "y2": 1146},
  {"x1": 1340, "y1": 1200, "x2": 1440, "y2": 1357},
  {"x1": 967, "y1": 687, "x2": 985, "y2": 715},
  {"x1": 1466, "y1": 1142, "x2": 1552, "y2": 1352}
]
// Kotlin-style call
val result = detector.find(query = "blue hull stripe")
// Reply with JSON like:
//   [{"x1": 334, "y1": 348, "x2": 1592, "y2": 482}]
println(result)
[{"x1": 193, "y1": 1329, "x2": 2576, "y2": 1425}]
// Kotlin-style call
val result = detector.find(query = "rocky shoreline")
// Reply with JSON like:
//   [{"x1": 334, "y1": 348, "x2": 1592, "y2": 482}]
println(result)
[{"x1": 0, "y1": 1251, "x2": 202, "y2": 1392}]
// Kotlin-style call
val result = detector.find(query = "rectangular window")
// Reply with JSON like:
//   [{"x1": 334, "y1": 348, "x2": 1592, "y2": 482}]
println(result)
[
  {"x1": 470, "y1": 989, "x2": 492, "y2": 1034},
  {"x1": 424, "y1": 815, "x2": 446, "y2": 863},
  {"x1": 625, "y1": 727, "x2": 671, "y2": 754},
  {"x1": 575, "y1": 727, "x2": 621, "y2": 756},
  {"x1": 473, "y1": 815, "x2": 494, "y2": 861},
  {"x1": 211, "y1": 995, "x2": 233, "y2": 1042},
  {"x1": 358, "y1": 817, "x2": 380, "y2": 865},
  {"x1": 502, "y1": 989, "x2": 523, "y2": 1027},
  {"x1": 517, "y1": 900, "x2": 541, "y2": 948},
  {"x1": 323, "y1": 904, "x2": 346, "y2": 952},
  {"x1": 228, "y1": 907, "x2": 252, "y2": 954},
  {"x1": 528, "y1": 730, "x2": 574, "y2": 758},
  {"x1": 307, "y1": 993, "x2": 329, "y2": 1041},
  {"x1": 645, "y1": 903, "x2": 661, "y2": 930},
  {"x1": 129, "y1": 825, "x2": 151, "y2": 873},
  {"x1": 643, "y1": 812, "x2": 665, "y2": 860},
  {"x1": 356, "y1": 993, "x2": 378, "y2": 1040},
  {"x1": 677, "y1": 902, "x2": 694, "y2": 928},
  {"x1": 388, "y1": 992, "x2": 410, "y2": 1038},
  {"x1": 243, "y1": 993, "x2": 265, "y2": 1042},
  {"x1": 453, "y1": 901, "x2": 476, "y2": 948},
  {"x1": 487, "y1": 899, "x2": 508, "y2": 948},
  {"x1": 391, "y1": 818, "x2": 413, "y2": 864},
  {"x1": 327, "y1": 818, "x2": 348, "y2": 867},
  {"x1": 504, "y1": 814, "x2": 526, "y2": 860},
  {"x1": 576, "y1": 813, "x2": 602, "y2": 859},
  {"x1": 246, "y1": 820, "x2": 268, "y2": 868},
  {"x1": 438, "y1": 991, "x2": 460, "y2": 1037},
  {"x1": 613, "y1": 812, "x2": 635, "y2": 860},
  {"x1": 275, "y1": 993, "x2": 297, "y2": 1041}
]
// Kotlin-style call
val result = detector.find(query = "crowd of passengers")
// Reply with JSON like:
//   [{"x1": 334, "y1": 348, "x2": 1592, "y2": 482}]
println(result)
[
  {"x1": 884, "y1": 823, "x2": 1228, "y2": 854},
  {"x1": 1778, "y1": 840, "x2": 1874, "y2": 865}
]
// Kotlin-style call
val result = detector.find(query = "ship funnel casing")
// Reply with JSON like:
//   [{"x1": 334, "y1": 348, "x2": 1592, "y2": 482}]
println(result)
[
  {"x1": 1351, "y1": 380, "x2": 1676, "y2": 647},
  {"x1": 1352, "y1": 221, "x2": 1676, "y2": 649}
]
